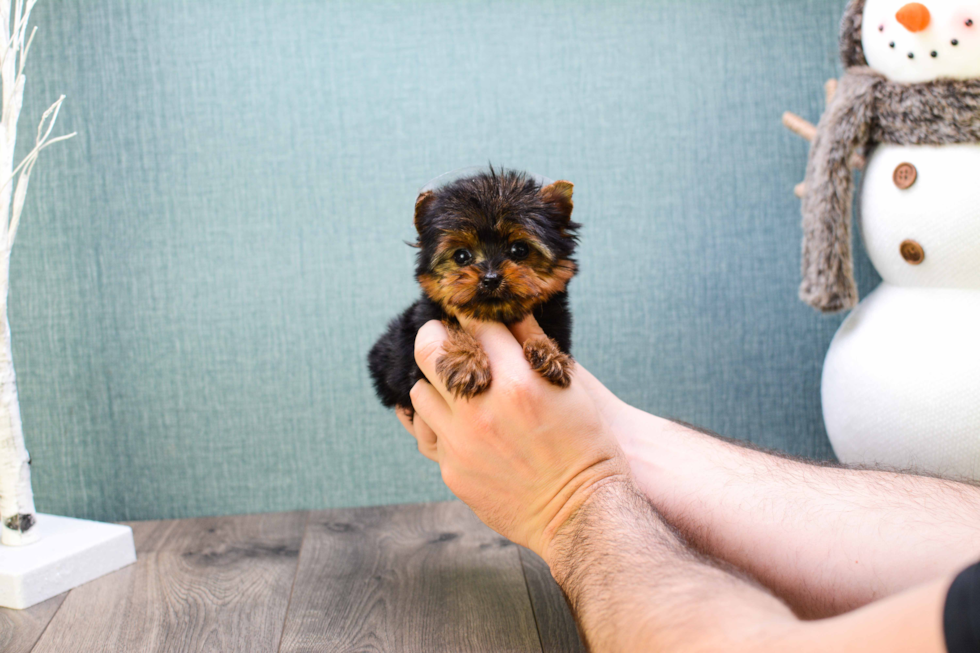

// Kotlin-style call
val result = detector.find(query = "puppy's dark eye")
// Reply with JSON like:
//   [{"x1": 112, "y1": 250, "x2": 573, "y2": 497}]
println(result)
[
  {"x1": 453, "y1": 249, "x2": 473, "y2": 266},
  {"x1": 508, "y1": 241, "x2": 530, "y2": 261}
]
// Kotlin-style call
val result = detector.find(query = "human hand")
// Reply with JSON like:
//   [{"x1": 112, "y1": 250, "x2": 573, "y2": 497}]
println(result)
[
  {"x1": 397, "y1": 322, "x2": 635, "y2": 461},
  {"x1": 404, "y1": 314, "x2": 630, "y2": 561}
]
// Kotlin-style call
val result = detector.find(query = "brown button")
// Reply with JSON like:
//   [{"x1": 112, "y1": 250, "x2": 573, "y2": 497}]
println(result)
[
  {"x1": 893, "y1": 163, "x2": 917, "y2": 189},
  {"x1": 900, "y1": 239, "x2": 925, "y2": 265}
]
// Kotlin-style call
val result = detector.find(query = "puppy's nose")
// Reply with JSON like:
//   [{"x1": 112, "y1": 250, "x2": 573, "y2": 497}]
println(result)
[
  {"x1": 896, "y1": 3, "x2": 930, "y2": 32},
  {"x1": 481, "y1": 271, "x2": 502, "y2": 291}
]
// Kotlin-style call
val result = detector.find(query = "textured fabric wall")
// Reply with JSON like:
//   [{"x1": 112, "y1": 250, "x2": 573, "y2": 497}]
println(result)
[{"x1": 11, "y1": 0, "x2": 878, "y2": 522}]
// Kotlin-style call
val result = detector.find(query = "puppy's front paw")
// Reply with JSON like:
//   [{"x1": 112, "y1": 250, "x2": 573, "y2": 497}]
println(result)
[
  {"x1": 436, "y1": 327, "x2": 492, "y2": 399},
  {"x1": 523, "y1": 336, "x2": 574, "y2": 388}
]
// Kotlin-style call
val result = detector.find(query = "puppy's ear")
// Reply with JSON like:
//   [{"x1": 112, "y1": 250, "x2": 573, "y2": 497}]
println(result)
[
  {"x1": 540, "y1": 181, "x2": 574, "y2": 224},
  {"x1": 414, "y1": 191, "x2": 436, "y2": 234}
]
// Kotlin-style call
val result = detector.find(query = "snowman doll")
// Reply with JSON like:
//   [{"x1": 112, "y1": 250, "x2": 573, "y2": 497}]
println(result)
[{"x1": 791, "y1": 0, "x2": 980, "y2": 479}]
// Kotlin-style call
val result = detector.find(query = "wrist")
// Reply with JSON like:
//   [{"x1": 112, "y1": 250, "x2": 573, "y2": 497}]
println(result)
[
  {"x1": 613, "y1": 407, "x2": 678, "y2": 466},
  {"x1": 540, "y1": 473, "x2": 640, "y2": 581}
]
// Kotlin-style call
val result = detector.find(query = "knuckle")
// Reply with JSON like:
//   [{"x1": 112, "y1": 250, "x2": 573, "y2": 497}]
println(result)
[
  {"x1": 468, "y1": 408, "x2": 495, "y2": 434},
  {"x1": 440, "y1": 465, "x2": 460, "y2": 491},
  {"x1": 409, "y1": 381, "x2": 428, "y2": 405},
  {"x1": 497, "y1": 371, "x2": 536, "y2": 402}
]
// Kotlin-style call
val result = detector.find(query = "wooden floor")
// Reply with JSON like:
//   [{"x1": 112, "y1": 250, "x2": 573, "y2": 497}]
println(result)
[{"x1": 0, "y1": 502, "x2": 586, "y2": 653}]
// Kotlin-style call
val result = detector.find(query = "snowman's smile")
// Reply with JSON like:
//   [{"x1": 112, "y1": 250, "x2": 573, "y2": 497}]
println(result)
[{"x1": 862, "y1": 0, "x2": 980, "y2": 83}]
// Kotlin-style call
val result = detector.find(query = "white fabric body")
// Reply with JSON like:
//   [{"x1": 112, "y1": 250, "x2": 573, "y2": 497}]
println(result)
[
  {"x1": 862, "y1": 0, "x2": 980, "y2": 83},
  {"x1": 858, "y1": 143, "x2": 980, "y2": 289},
  {"x1": 823, "y1": 284, "x2": 980, "y2": 479}
]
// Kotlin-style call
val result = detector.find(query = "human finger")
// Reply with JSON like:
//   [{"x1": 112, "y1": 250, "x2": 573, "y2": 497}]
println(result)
[
  {"x1": 414, "y1": 320, "x2": 454, "y2": 403},
  {"x1": 456, "y1": 314, "x2": 528, "y2": 378},
  {"x1": 396, "y1": 408, "x2": 415, "y2": 437},
  {"x1": 412, "y1": 413, "x2": 440, "y2": 462},
  {"x1": 508, "y1": 313, "x2": 547, "y2": 346},
  {"x1": 410, "y1": 380, "x2": 453, "y2": 434}
]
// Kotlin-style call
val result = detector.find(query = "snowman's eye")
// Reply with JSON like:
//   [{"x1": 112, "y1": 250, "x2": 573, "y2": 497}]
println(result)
[
  {"x1": 879, "y1": 24, "x2": 885, "y2": 32},
  {"x1": 967, "y1": 19, "x2": 974, "y2": 27},
  {"x1": 931, "y1": 50, "x2": 938, "y2": 57},
  {"x1": 952, "y1": 39, "x2": 960, "y2": 46},
  {"x1": 890, "y1": 41, "x2": 896, "y2": 48}
]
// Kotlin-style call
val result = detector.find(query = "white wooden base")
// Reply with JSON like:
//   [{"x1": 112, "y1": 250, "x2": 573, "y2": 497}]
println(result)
[{"x1": 0, "y1": 514, "x2": 136, "y2": 609}]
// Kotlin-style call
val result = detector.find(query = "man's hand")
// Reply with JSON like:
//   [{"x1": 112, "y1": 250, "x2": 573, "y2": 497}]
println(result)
[{"x1": 403, "y1": 314, "x2": 629, "y2": 559}]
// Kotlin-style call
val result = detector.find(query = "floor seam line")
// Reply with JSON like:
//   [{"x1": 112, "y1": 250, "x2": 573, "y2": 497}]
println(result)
[
  {"x1": 276, "y1": 510, "x2": 312, "y2": 653},
  {"x1": 28, "y1": 592, "x2": 70, "y2": 653},
  {"x1": 517, "y1": 547, "x2": 548, "y2": 653}
]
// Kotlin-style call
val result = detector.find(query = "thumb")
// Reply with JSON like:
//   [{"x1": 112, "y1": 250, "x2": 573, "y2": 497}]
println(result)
[
  {"x1": 455, "y1": 312, "x2": 490, "y2": 337},
  {"x1": 457, "y1": 313, "x2": 525, "y2": 363},
  {"x1": 508, "y1": 313, "x2": 547, "y2": 346}
]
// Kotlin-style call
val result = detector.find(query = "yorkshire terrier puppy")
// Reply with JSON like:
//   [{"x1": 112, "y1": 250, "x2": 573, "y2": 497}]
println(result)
[{"x1": 368, "y1": 168, "x2": 580, "y2": 412}]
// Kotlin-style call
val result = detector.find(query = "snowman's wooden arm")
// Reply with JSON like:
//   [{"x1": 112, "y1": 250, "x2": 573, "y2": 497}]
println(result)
[
  {"x1": 783, "y1": 111, "x2": 817, "y2": 142},
  {"x1": 784, "y1": 79, "x2": 866, "y2": 198}
]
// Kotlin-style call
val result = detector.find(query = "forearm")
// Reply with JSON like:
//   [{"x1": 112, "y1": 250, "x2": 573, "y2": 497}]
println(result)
[
  {"x1": 617, "y1": 406, "x2": 980, "y2": 617},
  {"x1": 545, "y1": 479, "x2": 800, "y2": 652},
  {"x1": 545, "y1": 477, "x2": 949, "y2": 653}
]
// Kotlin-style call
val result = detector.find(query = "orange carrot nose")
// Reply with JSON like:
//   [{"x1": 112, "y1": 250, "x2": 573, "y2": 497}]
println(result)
[{"x1": 896, "y1": 3, "x2": 931, "y2": 32}]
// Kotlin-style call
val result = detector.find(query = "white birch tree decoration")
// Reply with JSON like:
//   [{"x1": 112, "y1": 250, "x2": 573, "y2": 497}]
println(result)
[
  {"x1": 0, "y1": 0, "x2": 75, "y2": 546},
  {"x1": 0, "y1": 1, "x2": 133, "y2": 608}
]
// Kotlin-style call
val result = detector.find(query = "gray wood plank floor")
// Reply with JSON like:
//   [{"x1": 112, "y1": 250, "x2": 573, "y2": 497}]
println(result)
[
  {"x1": 518, "y1": 548, "x2": 587, "y2": 653},
  {"x1": 32, "y1": 511, "x2": 307, "y2": 653},
  {"x1": 0, "y1": 502, "x2": 581, "y2": 652},
  {"x1": 279, "y1": 502, "x2": 541, "y2": 653},
  {"x1": 0, "y1": 592, "x2": 66, "y2": 653}
]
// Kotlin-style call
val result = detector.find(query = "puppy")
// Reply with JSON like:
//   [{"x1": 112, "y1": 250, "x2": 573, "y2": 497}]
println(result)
[{"x1": 368, "y1": 168, "x2": 580, "y2": 413}]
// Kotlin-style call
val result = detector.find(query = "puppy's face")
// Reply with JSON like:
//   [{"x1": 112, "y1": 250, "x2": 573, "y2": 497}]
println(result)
[{"x1": 413, "y1": 170, "x2": 579, "y2": 324}]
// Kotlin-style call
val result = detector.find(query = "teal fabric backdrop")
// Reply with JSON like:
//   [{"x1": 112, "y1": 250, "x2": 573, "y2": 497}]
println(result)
[{"x1": 11, "y1": 0, "x2": 878, "y2": 522}]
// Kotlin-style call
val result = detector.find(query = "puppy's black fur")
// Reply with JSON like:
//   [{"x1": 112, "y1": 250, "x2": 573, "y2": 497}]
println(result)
[{"x1": 368, "y1": 168, "x2": 580, "y2": 411}]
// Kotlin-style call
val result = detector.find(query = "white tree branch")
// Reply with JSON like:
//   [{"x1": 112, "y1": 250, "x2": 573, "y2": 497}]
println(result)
[
  {"x1": 0, "y1": 0, "x2": 74, "y2": 545},
  {"x1": 7, "y1": 126, "x2": 77, "y2": 246}
]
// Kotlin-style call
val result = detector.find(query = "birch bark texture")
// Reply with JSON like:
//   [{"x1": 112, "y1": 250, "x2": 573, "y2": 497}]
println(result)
[{"x1": 0, "y1": 0, "x2": 75, "y2": 546}]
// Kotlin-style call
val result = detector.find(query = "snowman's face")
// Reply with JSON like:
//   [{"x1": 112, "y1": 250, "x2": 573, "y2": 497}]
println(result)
[{"x1": 862, "y1": 0, "x2": 980, "y2": 82}]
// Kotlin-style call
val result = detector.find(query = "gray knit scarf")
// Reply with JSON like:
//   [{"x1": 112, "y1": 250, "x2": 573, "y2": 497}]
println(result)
[{"x1": 799, "y1": 0, "x2": 980, "y2": 313}]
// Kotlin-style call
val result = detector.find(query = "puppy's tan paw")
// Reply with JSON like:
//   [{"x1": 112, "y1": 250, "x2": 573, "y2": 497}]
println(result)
[
  {"x1": 523, "y1": 336, "x2": 574, "y2": 388},
  {"x1": 436, "y1": 327, "x2": 492, "y2": 399}
]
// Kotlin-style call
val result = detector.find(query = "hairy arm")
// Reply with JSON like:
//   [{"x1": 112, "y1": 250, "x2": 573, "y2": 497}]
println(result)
[
  {"x1": 547, "y1": 476, "x2": 950, "y2": 653},
  {"x1": 581, "y1": 370, "x2": 980, "y2": 618}
]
